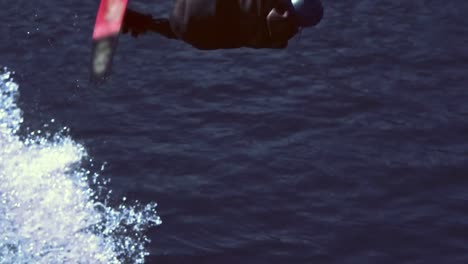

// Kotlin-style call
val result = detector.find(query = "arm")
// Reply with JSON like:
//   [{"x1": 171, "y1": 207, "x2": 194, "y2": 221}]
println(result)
[{"x1": 122, "y1": 8, "x2": 177, "y2": 39}]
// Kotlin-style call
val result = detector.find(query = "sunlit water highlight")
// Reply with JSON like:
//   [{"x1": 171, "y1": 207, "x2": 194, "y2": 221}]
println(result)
[{"x1": 0, "y1": 69, "x2": 161, "y2": 264}]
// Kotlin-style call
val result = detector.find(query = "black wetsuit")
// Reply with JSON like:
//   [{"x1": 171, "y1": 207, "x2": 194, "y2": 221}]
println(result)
[
  {"x1": 122, "y1": 0, "x2": 322, "y2": 50},
  {"x1": 169, "y1": 0, "x2": 278, "y2": 49}
]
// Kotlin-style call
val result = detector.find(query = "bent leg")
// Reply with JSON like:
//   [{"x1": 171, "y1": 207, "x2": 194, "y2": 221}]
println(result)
[{"x1": 122, "y1": 8, "x2": 177, "y2": 39}]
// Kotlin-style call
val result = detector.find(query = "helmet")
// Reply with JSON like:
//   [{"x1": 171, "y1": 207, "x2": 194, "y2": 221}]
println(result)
[{"x1": 291, "y1": 0, "x2": 324, "y2": 27}]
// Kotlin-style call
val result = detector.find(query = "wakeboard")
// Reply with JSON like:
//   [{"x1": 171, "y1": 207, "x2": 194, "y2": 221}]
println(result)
[{"x1": 90, "y1": 0, "x2": 128, "y2": 83}]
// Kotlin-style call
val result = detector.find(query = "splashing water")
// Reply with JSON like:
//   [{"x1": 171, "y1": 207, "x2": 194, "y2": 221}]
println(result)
[{"x1": 0, "y1": 69, "x2": 162, "y2": 264}]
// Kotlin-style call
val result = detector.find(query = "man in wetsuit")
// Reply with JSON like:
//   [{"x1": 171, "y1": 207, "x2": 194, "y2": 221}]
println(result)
[{"x1": 122, "y1": 0, "x2": 324, "y2": 50}]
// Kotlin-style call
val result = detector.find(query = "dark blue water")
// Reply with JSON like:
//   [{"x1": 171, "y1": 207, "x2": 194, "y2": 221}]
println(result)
[{"x1": 2, "y1": 0, "x2": 468, "y2": 263}]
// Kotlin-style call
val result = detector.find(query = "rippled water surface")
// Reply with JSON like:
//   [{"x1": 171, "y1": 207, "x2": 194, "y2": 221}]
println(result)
[{"x1": 1, "y1": 1, "x2": 468, "y2": 263}]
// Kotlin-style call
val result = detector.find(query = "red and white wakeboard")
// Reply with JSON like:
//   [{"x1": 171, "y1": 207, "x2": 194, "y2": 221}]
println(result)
[{"x1": 90, "y1": 0, "x2": 128, "y2": 83}]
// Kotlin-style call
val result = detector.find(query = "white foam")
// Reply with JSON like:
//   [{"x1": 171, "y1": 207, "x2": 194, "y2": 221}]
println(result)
[{"x1": 0, "y1": 69, "x2": 161, "y2": 264}]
